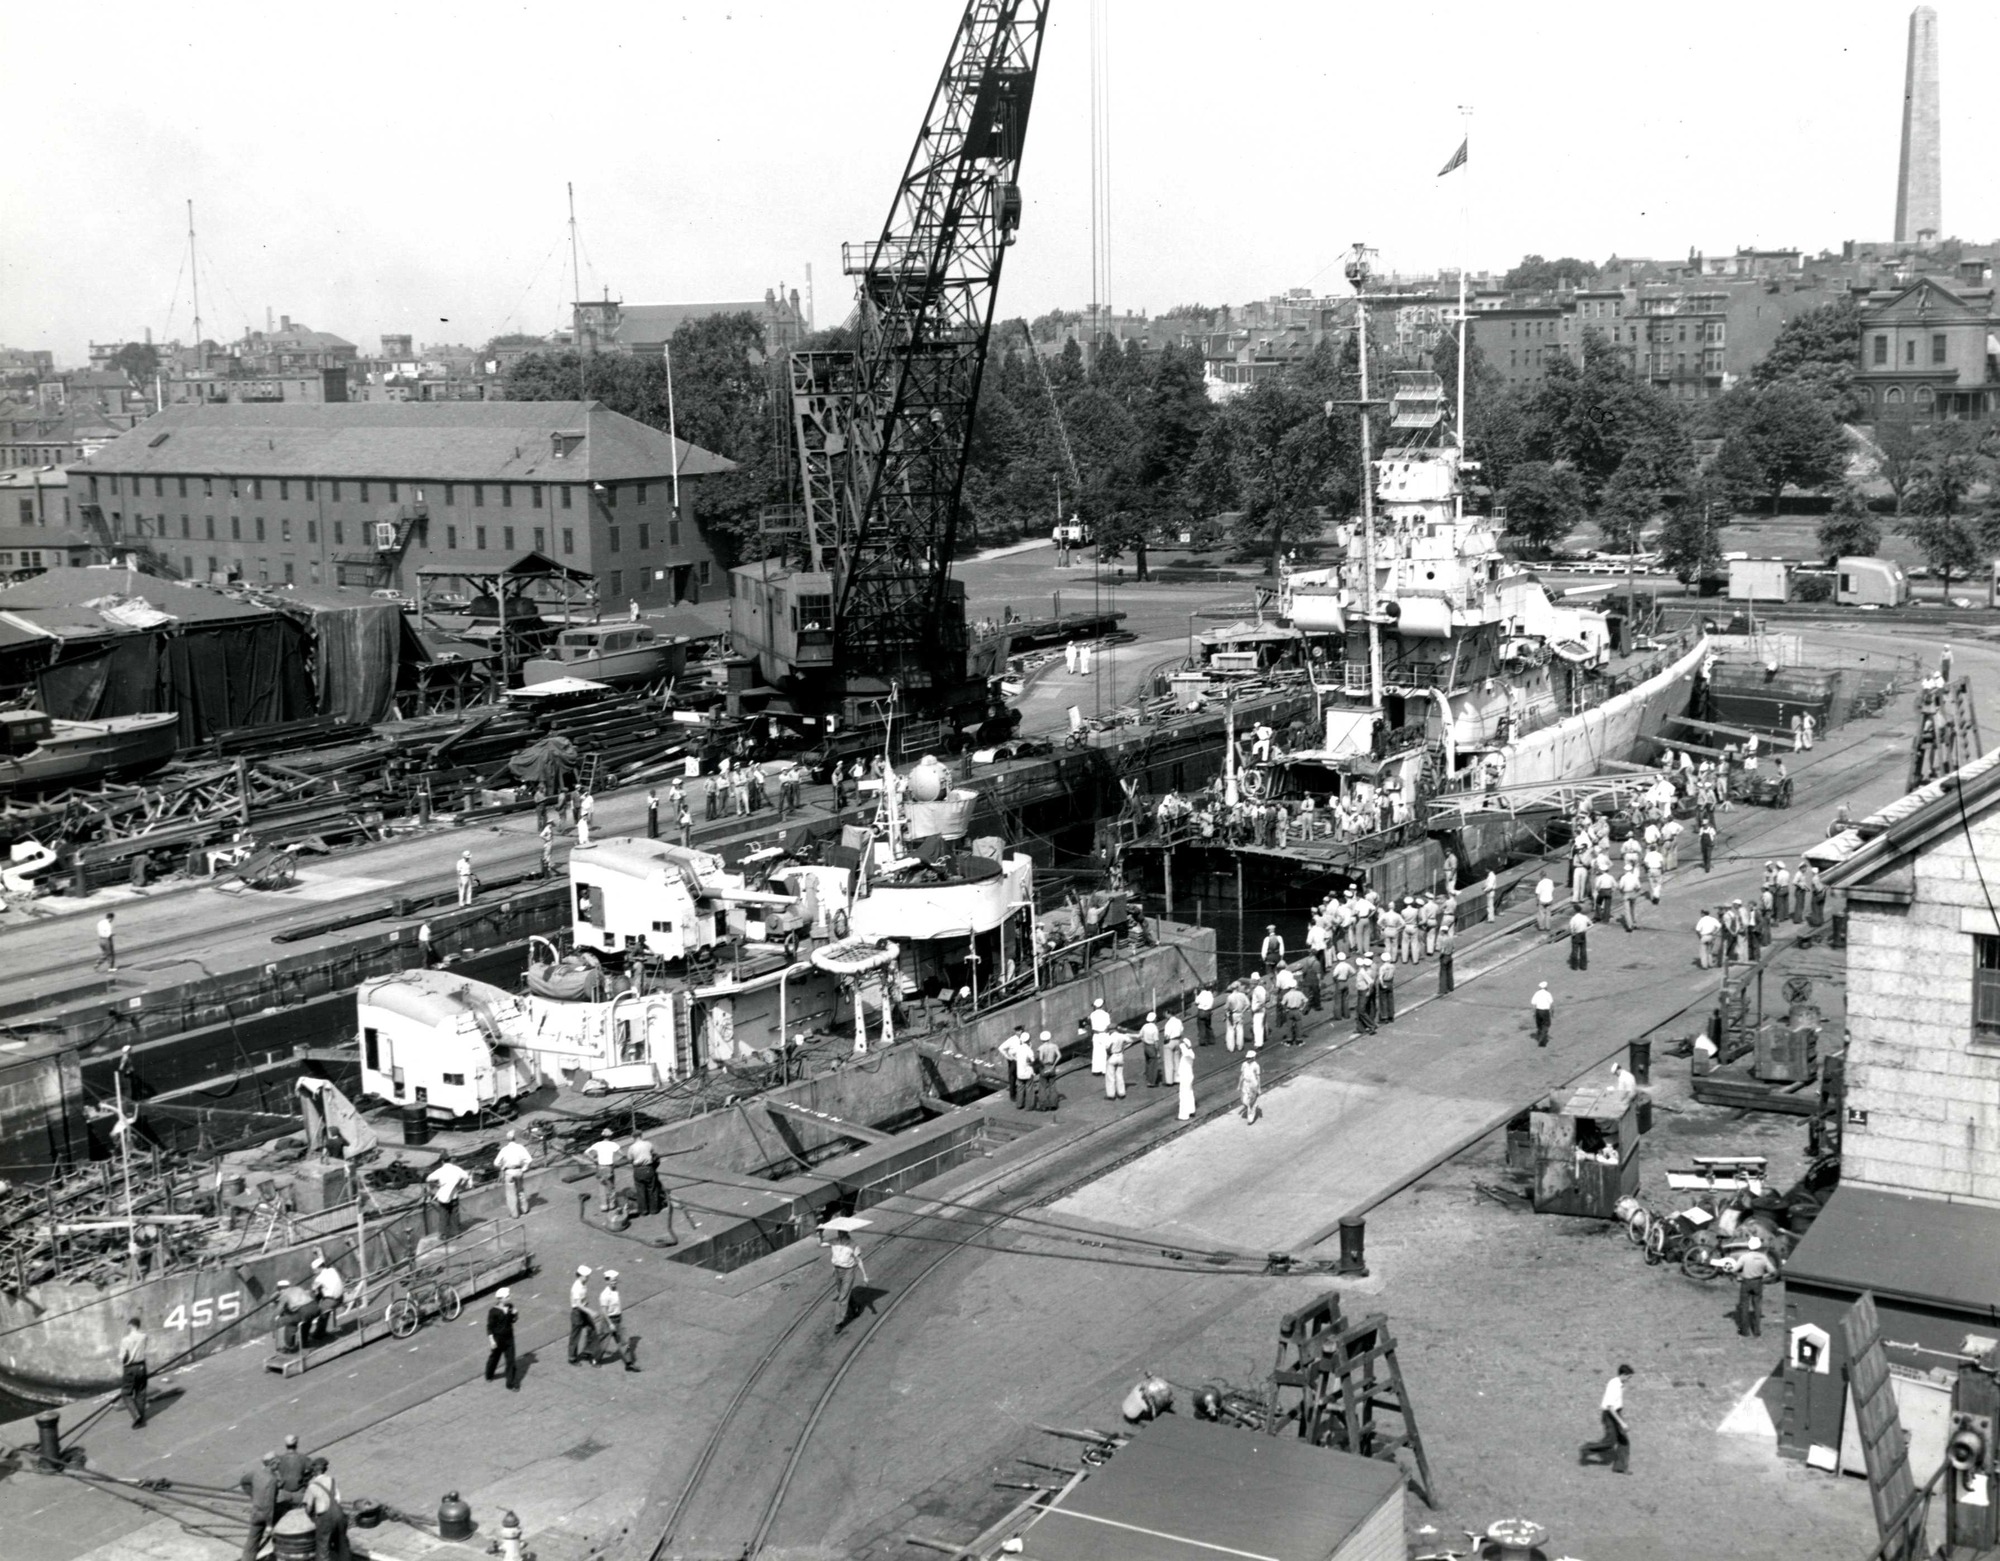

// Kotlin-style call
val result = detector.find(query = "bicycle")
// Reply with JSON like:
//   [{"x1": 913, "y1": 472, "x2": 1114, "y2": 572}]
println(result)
[{"x1": 385, "y1": 1273, "x2": 463, "y2": 1338}]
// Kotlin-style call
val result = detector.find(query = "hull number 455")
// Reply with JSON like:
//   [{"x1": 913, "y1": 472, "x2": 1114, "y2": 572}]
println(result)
[{"x1": 164, "y1": 1292, "x2": 244, "y2": 1330}]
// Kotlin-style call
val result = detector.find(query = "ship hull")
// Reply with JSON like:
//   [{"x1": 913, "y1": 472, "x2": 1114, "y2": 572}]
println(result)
[
  {"x1": 0, "y1": 1192, "x2": 438, "y2": 1399},
  {"x1": 1497, "y1": 635, "x2": 1707, "y2": 787}
]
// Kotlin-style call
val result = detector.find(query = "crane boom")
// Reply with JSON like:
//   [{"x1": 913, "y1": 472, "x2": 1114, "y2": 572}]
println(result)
[{"x1": 744, "y1": 1, "x2": 1047, "y2": 726}]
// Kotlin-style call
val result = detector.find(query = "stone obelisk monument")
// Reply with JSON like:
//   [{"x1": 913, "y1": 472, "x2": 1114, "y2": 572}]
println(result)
[{"x1": 1893, "y1": 6, "x2": 1941, "y2": 244}]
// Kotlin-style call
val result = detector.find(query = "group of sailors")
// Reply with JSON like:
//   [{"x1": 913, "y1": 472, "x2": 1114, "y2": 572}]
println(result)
[{"x1": 1151, "y1": 776, "x2": 1408, "y2": 850}]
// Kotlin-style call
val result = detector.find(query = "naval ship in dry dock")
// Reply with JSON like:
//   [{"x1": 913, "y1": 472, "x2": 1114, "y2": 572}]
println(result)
[
  {"x1": 0, "y1": 755, "x2": 1082, "y2": 1398},
  {"x1": 1208, "y1": 371, "x2": 1707, "y2": 859}
]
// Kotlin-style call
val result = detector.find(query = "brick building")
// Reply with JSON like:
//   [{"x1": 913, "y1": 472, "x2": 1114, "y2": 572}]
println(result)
[
  {"x1": 70, "y1": 401, "x2": 735, "y2": 606},
  {"x1": 1853, "y1": 275, "x2": 1999, "y2": 420}
]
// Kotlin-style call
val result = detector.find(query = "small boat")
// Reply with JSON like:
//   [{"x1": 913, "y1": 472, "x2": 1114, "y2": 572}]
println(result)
[
  {"x1": 0, "y1": 708, "x2": 179, "y2": 796},
  {"x1": 522, "y1": 622, "x2": 687, "y2": 689}
]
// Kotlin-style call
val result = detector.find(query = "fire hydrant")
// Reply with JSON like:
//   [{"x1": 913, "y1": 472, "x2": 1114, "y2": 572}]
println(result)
[{"x1": 492, "y1": 1509, "x2": 528, "y2": 1561}]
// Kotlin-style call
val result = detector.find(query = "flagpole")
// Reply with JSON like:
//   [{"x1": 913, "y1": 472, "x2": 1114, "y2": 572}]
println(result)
[{"x1": 1456, "y1": 108, "x2": 1470, "y2": 519}]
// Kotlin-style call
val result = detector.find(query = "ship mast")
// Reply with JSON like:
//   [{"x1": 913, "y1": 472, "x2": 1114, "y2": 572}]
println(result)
[{"x1": 1345, "y1": 245, "x2": 1383, "y2": 708}]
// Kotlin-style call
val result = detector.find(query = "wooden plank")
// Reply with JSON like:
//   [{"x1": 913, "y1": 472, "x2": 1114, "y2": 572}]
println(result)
[{"x1": 1841, "y1": 1294, "x2": 1922, "y2": 1556}]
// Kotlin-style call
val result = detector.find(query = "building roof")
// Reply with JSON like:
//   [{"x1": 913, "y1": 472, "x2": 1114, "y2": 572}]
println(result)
[
  {"x1": 1021, "y1": 1414, "x2": 1403, "y2": 1561},
  {"x1": 1819, "y1": 744, "x2": 2000, "y2": 889},
  {"x1": 0, "y1": 567, "x2": 277, "y2": 637},
  {"x1": 611, "y1": 301, "x2": 795, "y2": 350},
  {"x1": 72, "y1": 401, "x2": 735, "y2": 484},
  {"x1": 0, "y1": 528, "x2": 95, "y2": 551},
  {"x1": 1784, "y1": 1186, "x2": 2000, "y2": 1320},
  {"x1": 0, "y1": 467, "x2": 70, "y2": 488}
]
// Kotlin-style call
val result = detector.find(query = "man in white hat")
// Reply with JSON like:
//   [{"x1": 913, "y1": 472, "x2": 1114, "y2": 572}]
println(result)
[
  {"x1": 485, "y1": 1286, "x2": 519, "y2": 1389},
  {"x1": 493, "y1": 1129, "x2": 533, "y2": 1218},
  {"x1": 1733, "y1": 1235, "x2": 1779, "y2": 1338},
  {"x1": 456, "y1": 850, "x2": 475, "y2": 907},
  {"x1": 819, "y1": 1219, "x2": 869, "y2": 1333},
  {"x1": 1532, "y1": 981, "x2": 1555, "y2": 1047},
  {"x1": 568, "y1": 1265, "x2": 598, "y2": 1365},
  {"x1": 1087, "y1": 997, "x2": 1111, "y2": 1076},
  {"x1": 588, "y1": 1128, "x2": 624, "y2": 1214},
  {"x1": 598, "y1": 1270, "x2": 635, "y2": 1370}
]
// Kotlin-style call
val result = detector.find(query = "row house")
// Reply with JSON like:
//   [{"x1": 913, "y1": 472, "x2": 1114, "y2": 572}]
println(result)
[
  {"x1": 1853, "y1": 275, "x2": 1998, "y2": 420},
  {"x1": 70, "y1": 401, "x2": 734, "y2": 607}
]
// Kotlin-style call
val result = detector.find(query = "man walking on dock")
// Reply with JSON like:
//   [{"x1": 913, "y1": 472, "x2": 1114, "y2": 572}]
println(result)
[
  {"x1": 94, "y1": 911, "x2": 117, "y2": 972},
  {"x1": 569, "y1": 1266, "x2": 598, "y2": 1364},
  {"x1": 485, "y1": 1288, "x2": 519, "y2": 1390},
  {"x1": 426, "y1": 1157, "x2": 470, "y2": 1240},
  {"x1": 1376, "y1": 953, "x2": 1398, "y2": 1023},
  {"x1": 1694, "y1": 909, "x2": 1721, "y2": 969},
  {"x1": 589, "y1": 1129, "x2": 624, "y2": 1213},
  {"x1": 1088, "y1": 998, "x2": 1111, "y2": 1075},
  {"x1": 1103, "y1": 1026, "x2": 1128, "y2": 1099},
  {"x1": 1193, "y1": 983, "x2": 1215, "y2": 1045},
  {"x1": 1579, "y1": 1364, "x2": 1634, "y2": 1473},
  {"x1": 646, "y1": 788, "x2": 659, "y2": 840},
  {"x1": 1331, "y1": 952, "x2": 1354, "y2": 1018},
  {"x1": 1224, "y1": 982, "x2": 1247, "y2": 1051},
  {"x1": 1535, "y1": 872, "x2": 1555, "y2": 933},
  {"x1": 1532, "y1": 982, "x2": 1554, "y2": 1047},
  {"x1": 118, "y1": 1316, "x2": 148, "y2": 1428},
  {"x1": 1436, "y1": 921, "x2": 1456, "y2": 996},
  {"x1": 540, "y1": 822, "x2": 556, "y2": 877},
  {"x1": 1568, "y1": 908, "x2": 1591, "y2": 971},
  {"x1": 457, "y1": 851, "x2": 475, "y2": 907},
  {"x1": 628, "y1": 1133, "x2": 662, "y2": 1216},
  {"x1": 1239, "y1": 1051, "x2": 1262, "y2": 1124},
  {"x1": 242, "y1": 1454, "x2": 280, "y2": 1561},
  {"x1": 1699, "y1": 820, "x2": 1716, "y2": 873}
]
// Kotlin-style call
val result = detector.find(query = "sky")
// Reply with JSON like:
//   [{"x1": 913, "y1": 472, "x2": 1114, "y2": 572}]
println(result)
[{"x1": 3, "y1": 0, "x2": 1996, "y2": 365}]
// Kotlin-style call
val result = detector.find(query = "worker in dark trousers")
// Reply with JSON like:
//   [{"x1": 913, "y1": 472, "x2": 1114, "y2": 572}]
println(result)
[
  {"x1": 1280, "y1": 982, "x2": 1307, "y2": 1045},
  {"x1": 1436, "y1": 921, "x2": 1456, "y2": 995},
  {"x1": 274, "y1": 1434, "x2": 311, "y2": 1509},
  {"x1": 1297, "y1": 953, "x2": 1323, "y2": 1012},
  {"x1": 1579, "y1": 1365, "x2": 1634, "y2": 1473},
  {"x1": 485, "y1": 1287, "x2": 519, "y2": 1389},
  {"x1": 117, "y1": 1317, "x2": 149, "y2": 1428},
  {"x1": 1699, "y1": 821, "x2": 1717, "y2": 872},
  {"x1": 1376, "y1": 955, "x2": 1397, "y2": 1023},
  {"x1": 646, "y1": 788, "x2": 659, "y2": 840},
  {"x1": 241, "y1": 1454, "x2": 281, "y2": 1561},
  {"x1": 568, "y1": 1266, "x2": 598, "y2": 1364},
  {"x1": 1568, "y1": 908, "x2": 1591, "y2": 971},
  {"x1": 1352, "y1": 957, "x2": 1377, "y2": 1034},
  {"x1": 1531, "y1": 982, "x2": 1553, "y2": 1046},
  {"x1": 1734, "y1": 1238, "x2": 1778, "y2": 1337},
  {"x1": 1331, "y1": 954, "x2": 1353, "y2": 1019}
]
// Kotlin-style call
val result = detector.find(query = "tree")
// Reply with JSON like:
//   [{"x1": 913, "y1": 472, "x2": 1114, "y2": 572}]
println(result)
[
  {"x1": 1595, "y1": 462, "x2": 1658, "y2": 557},
  {"x1": 111, "y1": 341, "x2": 159, "y2": 384},
  {"x1": 1502, "y1": 255, "x2": 1600, "y2": 292},
  {"x1": 1870, "y1": 415, "x2": 1925, "y2": 514},
  {"x1": 1717, "y1": 382, "x2": 1847, "y2": 512},
  {"x1": 1905, "y1": 422, "x2": 1992, "y2": 520},
  {"x1": 1497, "y1": 461, "x2": 1586, "y2": 556},
  {"x1": 1749, "y1": 297, "x2": 1862, "y2": 419},
  {"x1": 1901, "y1": 515, "x2": 1984, "y2": 594},
  {"x1": 1531, "y1": 331, "x2": 1688, "y2": 506},
  {"x1": 1430, "y1": 328, "x2": 1504, "y2": 453},
  {"x1": 1656, "y1": 472, "x2": 1727, "y2": 585},
  {"x1": 1817, "y1": 485, "x2": 1882, "y2": 559},
  {"x1": 482, "y1": 332, "x2": 546, "y2": 353}
]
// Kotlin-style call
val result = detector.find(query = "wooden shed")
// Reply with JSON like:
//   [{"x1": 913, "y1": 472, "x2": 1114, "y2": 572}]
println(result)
[{"x1": 1530, "y1": 1081, "x2": 1641, "y2": 1218}]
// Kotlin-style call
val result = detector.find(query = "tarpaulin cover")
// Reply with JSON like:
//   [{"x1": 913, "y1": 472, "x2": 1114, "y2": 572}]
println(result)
[
  {"x1": 23, "y1": 618, "x2": 311, "y2": 746},
  {"x1": 507, "y1": 734, "x2": 579, "y2": 792},
  {"x1": 309, "y1": 601, "x2": 402, "y2": 724}
]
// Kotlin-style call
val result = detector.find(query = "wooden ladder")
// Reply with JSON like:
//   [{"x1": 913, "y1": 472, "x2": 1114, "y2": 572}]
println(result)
[{"x1": 1265, "y1": 1292, "x2": 1435, "y2": 1507}]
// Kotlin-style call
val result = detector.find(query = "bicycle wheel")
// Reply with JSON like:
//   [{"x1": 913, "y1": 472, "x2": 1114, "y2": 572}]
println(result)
[
  {"x1": 439, "y1": 1285, "x2": 463, "y2": 1322},
  {"x1": 387, "y1": 1297, "x2": 420, "y2": 1338},
  {"x1": 1643, "y1": 1221, "x2": 1667, "y2": 1266},
  {"x1": 1681, "y1": 1246, "x2": 1718, "y2": 1282},
  {"x1": 1624, "y1": 1206, "x2": 1652, "y2": 1247}
]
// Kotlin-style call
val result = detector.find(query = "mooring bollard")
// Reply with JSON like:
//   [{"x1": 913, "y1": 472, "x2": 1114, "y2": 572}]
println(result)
[
  {"x1": 34, "y1": 1409, "x2": 63, "y2": 1472},
  {"x1": 1335, "y1": 1215, "x2": 1369, "y2": 1277}
]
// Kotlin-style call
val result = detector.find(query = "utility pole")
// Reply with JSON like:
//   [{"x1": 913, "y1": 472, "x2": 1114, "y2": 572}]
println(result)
[
  {"x1": 568, "y1": 183, "x2": 585, "y2": 366},
  {"x1": 188, "y1": 200, "x2": 203, "y2": 372},
  {"x1": 1345, "y1": 244, "x2": 1384, "y2": 707}
]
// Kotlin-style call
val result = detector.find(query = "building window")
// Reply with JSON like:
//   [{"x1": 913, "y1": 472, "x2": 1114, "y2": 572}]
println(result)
[
  {"x1": 473, "y1": 484, "x2": 485, "y2": 507},
  {"x1": 1905, "y1": 339, "x2": 1916, "y2": 364},
  {"x1": 668, "y1": 518, "x2": 680, "y2": 547},
  {"x1": 207, "y1": 555, "x2": 217, "y2": 576},
  {"x1": 284, "y1": 561, "x2": 294, "y2": 584},
  {"x1": 447, "y1": 525, "x2": 458, "y2": 549},
  {"x1": 532, "y1": 485, "x2": 544, "y2": 509},
  {"x1": 231, "y1": 516, "x2": 242, "y2": 541},
  {"x1": 444, "y1": 483, "x2": 456, "y2": 505},
  {"x1": 229, "y1": 478, "x2": 239, "y2": 499},
  {"x1": 605, "y1": 485, "x2": 618, "y2": 508},
  {"x1": 503, "y1": 526, "x2": 515, "y2": 552},
  {"x1": 609, "y1": 569, "x2": 623, "y2": 597},
  {"x1": 202, "y1": 477, "x2": 213, "y2": 497},
  {"x1": 697, "y1": 560, "x2": 712, "y2": 586},
  {"x1": 358, "y1": 480, "x2": 370, "y2": 502},
  {"x1": 331, "y1": 480, "x2": 342, "y2": 501},
  {"x1": 281, "y1": 517, "x2": 292, "y2": 543},
  {"x1": 1932, "y1": 333, "x2": 1948, "y2": 365},
  {"x1": 178, "y1": 476, "x2": 188, "y2": 497},
  {"x1": 561, "y1": 486, "x2": 573, "y2": 510},
  {"x1": 310, "y1": 560, "x2": 321, "y2": 586},
  {"x1": 562, "y1": 527, "x2": 575, "y2": 555},
  {"x1": 152, "y1": 477, "x2": 164, "y2": 498},
  {"x1": 307, "y1": 519, "x2": 317, "y2": 543},
  {"x1": 253, "y1": 478, "x2": 263, "y2": 499},
  {"x1": 185, "y1": 555, "x2": 194, "y2": 576},
  {"x1": 533, "y1": 526, "x2": 546, "y2": 553},
  {"x1": 255, "y1": 516, "x2": 266, "y2": 541},
  {"x1": 280, "y1": 479, "x2": 290, "y2": 501},
  {"x1": 305, "y1": 478, "x2": 315, "y2": 500},
  {"x1": 205, "y1": 515, "x2": 216, "y2": 540},
  {"x1": 637, "y1": 483, "x2": 648, "y2": 506},
  {"x1": 1887, "y1": 387, "x2": 1904, "y2": 405},
  {"x1": 502, "y1": 484, "x2": 512, "y2": 508},
  {"x1": 1978, "y1": 935, "x2": 2000, "y2": 1040},
  {"x1": 638, "y1": 524, "x2": 650, "y2": 550},
  {"x1": 608, "y1": 527, "x2": 620, "y2": 554},
  {"x1": 181, "y1": 515, "x2": 191, "y2": 538},
  {"x1": 388, "y1": 481, "x2": 399, "y2": 502},
  {"x1": 475, "y1": 526, "x2": 487, "y2": 550}
]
